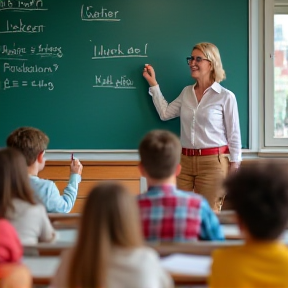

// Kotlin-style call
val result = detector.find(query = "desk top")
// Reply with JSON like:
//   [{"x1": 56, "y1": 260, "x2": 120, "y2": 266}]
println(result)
[
  {"x1": 23, "y1": 254, "x2": 211, "y2": 285},
  {"x1": 54, "y1": 225, "x2": 242, "y2": 243}
]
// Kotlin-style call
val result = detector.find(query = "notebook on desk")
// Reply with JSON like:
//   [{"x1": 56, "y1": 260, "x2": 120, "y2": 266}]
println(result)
[{"x1": 160, "y1": 253, "x2": 211, "y2": 276}]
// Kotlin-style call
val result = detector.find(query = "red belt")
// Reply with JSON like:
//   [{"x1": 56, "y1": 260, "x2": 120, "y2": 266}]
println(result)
[{"x1": 182, "y1": 145, "x2": 229, "y2": 156}]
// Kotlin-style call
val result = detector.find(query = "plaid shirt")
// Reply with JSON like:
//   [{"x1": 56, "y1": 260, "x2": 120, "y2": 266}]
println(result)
[{"x1": 137, "y1": 185, "x2": 224, "y2": 242}]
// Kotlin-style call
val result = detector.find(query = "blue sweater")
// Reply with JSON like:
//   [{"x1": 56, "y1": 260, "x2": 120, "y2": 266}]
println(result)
[{"x1": 29, "y1": 174, "x2": 81, "y2": 213}]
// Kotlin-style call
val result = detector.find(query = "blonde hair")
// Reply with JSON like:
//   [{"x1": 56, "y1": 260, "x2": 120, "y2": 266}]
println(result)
[
  {"x1": 193, "y1": 42, "x2": 226, "y2": 83},
  {"x1": 67, "y1": 182, "x2": 143, "y2": 288}
]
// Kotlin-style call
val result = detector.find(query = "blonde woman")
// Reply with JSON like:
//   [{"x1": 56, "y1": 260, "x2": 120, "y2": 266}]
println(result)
[
  {"x1": 51, "y1": 182, "x2": 173, "y2": 288},
  {"x1": 143, "y1": 42, "x2": 242, "y2": 211}
]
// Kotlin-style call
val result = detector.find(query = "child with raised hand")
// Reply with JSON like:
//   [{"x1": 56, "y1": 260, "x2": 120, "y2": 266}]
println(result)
[
  {"x1": 210, "y1": 161, "x2": 288, "y2": 288},
  {"x1": 6, "y1": 126, "x2": 83, "y2": 213},
  {"x1": 0, "y1": 148, "x2": 55, "y2": 245},
  {"x1": 51, "y1": 182, "x2": 173, "y2": 288}
]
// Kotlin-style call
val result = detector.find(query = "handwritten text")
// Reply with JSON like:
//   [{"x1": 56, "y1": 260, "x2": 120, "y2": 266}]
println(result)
[
  {"x1": 0, "y1": 19, "x2": 45, "y2": 34},
  {"x1": 81, "y1": 5, "x2": 120, "y2": 21},
  {"x1": 3, "y1": 62, "x2": 59, "y2": 73},
  {"x1": 93, "y1": 43, "x2": 148, "y2": 59},
  {"x1": 93, "y1": 75, "x2": 136, "y2": 89}
]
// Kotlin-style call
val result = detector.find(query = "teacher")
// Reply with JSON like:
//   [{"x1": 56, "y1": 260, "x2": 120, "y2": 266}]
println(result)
[{"x1": 142, "y1": 42, "x2": 241, "y2": 211}]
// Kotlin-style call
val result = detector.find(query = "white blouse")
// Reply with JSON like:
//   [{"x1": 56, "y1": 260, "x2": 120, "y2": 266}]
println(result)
[
  {"x1": 149, "y1": 82, "x2": 242, "y2": 162},
  {"x1": 51, "y1": 246, "x2": 173, "y2": 288}
]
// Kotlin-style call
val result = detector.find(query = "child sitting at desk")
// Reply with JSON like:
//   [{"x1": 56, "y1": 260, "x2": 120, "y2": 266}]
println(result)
[
  {"x1": 6, "y1": 126, "x2": 83, "y2": 213},
  {"x1": 210, "y1": 161, "x2": 288, "y2": 288},
  {"x1": 0, "y1": 148, "x2": 55, "y2": 245},
  {"x1": 0, "y1": 219, "x2": 32, "y2": 288},
  {"x1": 137, "y1": 130, "x2": 224, "y2": 242},
  {"x1": 51, "y1": 182, "x2": 173, "y2": 288}
]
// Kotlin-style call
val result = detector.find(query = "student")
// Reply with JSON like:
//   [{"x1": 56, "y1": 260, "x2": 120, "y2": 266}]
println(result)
[
  {"x1": 0, "y1": 219, "x2": 32, "y2": 288},
  {"x1": 6, "y1": 126, "x2": 83, "y2": 213},
  {"x1": 0, "y1": 148, "x2": 55, "y2": 245},
  {"x1": 51, "y1": 182, "x2": 173, "y2": 288},
  {"x1": 137, "y1": 130, "x2": 224, "y2": 242},
  {"x1": 210, "y1": 161, "x2": 288, "y2": 288}
]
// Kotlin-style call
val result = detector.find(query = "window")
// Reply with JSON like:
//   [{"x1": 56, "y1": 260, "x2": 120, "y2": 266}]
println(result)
[{"x1": 264, "y1": 0, "x2": 288, "y2": 147}]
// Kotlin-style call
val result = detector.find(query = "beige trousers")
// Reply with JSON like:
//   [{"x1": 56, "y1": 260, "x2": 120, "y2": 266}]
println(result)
[{"x1": 177, "y1": 154, "x2": 229, "y2": 211}]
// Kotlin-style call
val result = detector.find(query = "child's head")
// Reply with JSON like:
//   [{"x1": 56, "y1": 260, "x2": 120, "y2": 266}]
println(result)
[
  {"x1": 0, "y1": 148, "x2": 36, "y2": 218},
  {"x1": 68, "y1": 182, "x2": 143, "y2": 288},
  {"x1": 224, "y1": 161, "x2": 288, "y2": 241},
  {"x1": 6, "y1": 127, "x2": 49, "y2": 168},
  {"x1": 139, "y1": 130, "x2": 181, "y2": 180}
]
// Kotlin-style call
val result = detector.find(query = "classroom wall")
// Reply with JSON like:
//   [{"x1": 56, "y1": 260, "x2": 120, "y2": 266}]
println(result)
[{"x1": 38, "y1": 160, "x2": 141, "y2": 213}]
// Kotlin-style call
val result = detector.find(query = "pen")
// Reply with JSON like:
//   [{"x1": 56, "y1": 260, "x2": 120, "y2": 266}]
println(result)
[{"x1": 71, "y1": 153, "x2": 74, "y2": 161}]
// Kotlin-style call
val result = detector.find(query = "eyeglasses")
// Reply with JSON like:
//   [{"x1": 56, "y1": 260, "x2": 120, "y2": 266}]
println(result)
[{"x1": 186, "y1": 56, "x2": 210, "y2": 65}]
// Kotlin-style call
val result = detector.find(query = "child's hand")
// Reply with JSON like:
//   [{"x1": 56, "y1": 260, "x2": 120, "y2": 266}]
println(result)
[{"x1": 70, "y1": 159, "x2": 83, "y2": 175}]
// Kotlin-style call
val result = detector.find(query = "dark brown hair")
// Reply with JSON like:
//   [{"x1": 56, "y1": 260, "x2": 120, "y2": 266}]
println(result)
[
  {"x1": 67, "y1": 182, "x2": 143, "y2": 288},
  {"x1": 224, "y1": 161, "x2": 288, "y2": 240},
  {"x1": 6, "y1": 127, "x2": 49, "y2": 166},
  {"x1": 0, "y1": 148, "x2": 36, "y2": 218},
  {"x1": 139, "y1": 130, "x2": 181, "y2": 179}
]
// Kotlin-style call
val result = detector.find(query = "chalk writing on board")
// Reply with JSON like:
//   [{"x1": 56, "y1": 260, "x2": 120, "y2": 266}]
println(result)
[
  {"x1": 0, "y1": 19, "x2": 45, "y2": 33},
  {"x1": 0, "y1": 0, "x2": 47, "y2": 11},
  {"x1": 81, "y1": 5, "x2": 120, "y2": 21},
  {"x1": 92, "y1": 44, "x2": 148, "y2": 59},
  {"x1": 3, "y1": 62, "x2": 59, "y2": 73},
  {"x1": 2, "y1": 78, "x2": 54, "y2": 90},
  {"x1": 0, "y1": 44, "x2": 63, "y2": 59},
  {"x1": 93, "y1": 75, "x2": 136, "y2": 89}
]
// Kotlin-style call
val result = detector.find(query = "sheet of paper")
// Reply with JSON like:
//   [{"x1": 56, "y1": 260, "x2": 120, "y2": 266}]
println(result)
[
  {"x1": 23, "y1": 257, "x2": 60, "y2": 277},
  {"x1": 221, "y1": 224, "x2": 240, "y2": 236},
  {"x1": 55, "y1": 229, "x2": 77, "y2": 243},
  {"x1": 160, "y1": 253, "x2": 211, "y2": 276}
]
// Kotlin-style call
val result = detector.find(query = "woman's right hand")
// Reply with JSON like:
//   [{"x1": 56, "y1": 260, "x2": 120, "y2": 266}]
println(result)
[{"x1": 143, "y1": 64, "x2": 158, "y2": 87}]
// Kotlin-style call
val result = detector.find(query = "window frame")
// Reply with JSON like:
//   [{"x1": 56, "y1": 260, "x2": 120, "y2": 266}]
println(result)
[{"x1": 264, "y1": 0, "x2": 288, "y2": 147}]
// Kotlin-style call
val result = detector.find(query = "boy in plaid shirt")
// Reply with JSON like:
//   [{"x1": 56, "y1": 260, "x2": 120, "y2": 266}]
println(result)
[{"x1": 137, "y1": 130, "x2": 224, "y2": 242}]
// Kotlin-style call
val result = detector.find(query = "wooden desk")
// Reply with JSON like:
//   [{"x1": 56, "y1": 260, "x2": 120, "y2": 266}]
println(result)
[
  {"x1": 23, "y1": 254, "x2": 211, "y2": 286},
  {"x1": 23, "y1": 241, "x2": 245, "y2": 285},
  {"x1": 221, "y1": 224, "x2": 288, "y2": 242},
  {"x1": 48, "y1": 213, "x2": 80, "y2": 229},
  {"x1": 48, "y1": 213, "x2": 80, "y2": 221},
  {"x1": 56, "y1": 225, "x2": 242, "y2": 243},
  {"x1": 151, "y1": 240, "x2": 243, "y2": 256},
  {"x1": 23, "y1": 240, "x2": 243, "y2": 257},
  {"x1": 216, "y1": 210, "x2": 236, "y2": 224},
  {"x1": 49, "y1": 211, "x2": 237, "y2": 227}
]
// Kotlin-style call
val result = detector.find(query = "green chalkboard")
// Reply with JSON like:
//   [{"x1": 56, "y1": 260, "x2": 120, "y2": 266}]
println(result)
[{"x1": 0, "y1": 0, "x2": 249, "y2": 149}]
